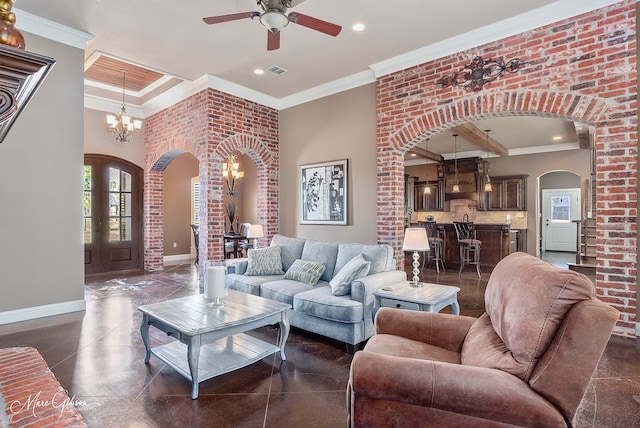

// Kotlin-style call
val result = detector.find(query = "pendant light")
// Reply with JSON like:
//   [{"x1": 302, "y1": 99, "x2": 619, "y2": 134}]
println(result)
[
  {"x1": 452, "y1": 134, "x2": 460, "y2": 193},
  {"x1": 484, "y1": 129, "x2": 493, "y2": 192},
  {"x1": 424, "y1": 138, "x2": 431, "y2": 194}
]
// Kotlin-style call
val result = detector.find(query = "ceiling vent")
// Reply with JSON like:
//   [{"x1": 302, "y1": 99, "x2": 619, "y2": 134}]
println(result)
[{"x1": 267, "y1": 65, "x2": 288, "y2": 75}]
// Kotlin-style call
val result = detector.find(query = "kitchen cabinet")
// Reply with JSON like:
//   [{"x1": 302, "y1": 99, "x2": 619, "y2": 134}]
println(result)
[
  {"x1": 486, "y1": 175, "x2": 527, "y2": 211},
  {"x1": 414, "y1": 180, "x2": 444, "y2": 211}
]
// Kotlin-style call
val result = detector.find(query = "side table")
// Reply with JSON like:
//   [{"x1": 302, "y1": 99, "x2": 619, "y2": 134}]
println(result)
[{"x1": 373, "y1": 281, "x2": 460, "y2": 319}]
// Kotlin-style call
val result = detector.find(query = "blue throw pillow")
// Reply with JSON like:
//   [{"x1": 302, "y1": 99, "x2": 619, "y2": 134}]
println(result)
[{"x1": 329, "y1": 253, "x2": 371, "y2": 296}]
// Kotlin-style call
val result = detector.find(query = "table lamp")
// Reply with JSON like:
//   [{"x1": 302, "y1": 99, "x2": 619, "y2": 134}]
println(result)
[
  {"x1": 246, "y1": 224, "x2": 264, "y2": 249},
  {"x1": 402, "y1": 227, "x2": 430, "y2": 287}
]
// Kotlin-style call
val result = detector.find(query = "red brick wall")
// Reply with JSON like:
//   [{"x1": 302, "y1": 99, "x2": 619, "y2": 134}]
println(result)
[
  {"x1": 376, "y1": 1, "x2": 637, "y2": 336},
  {"x1": 143, "y1": 88, "x2": 279, "y2": 273},
  {"x1": 0, "y1": 347, "x2": 85, "y2": 426}
]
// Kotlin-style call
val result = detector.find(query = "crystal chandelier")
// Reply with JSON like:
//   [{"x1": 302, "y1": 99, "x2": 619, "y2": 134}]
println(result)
[
  {"x1": 106, "y1": 70, "x2": 142, "y2": 143},
  {"x1": 223, "y1": 153, "x2": 245, "y2": 196}
]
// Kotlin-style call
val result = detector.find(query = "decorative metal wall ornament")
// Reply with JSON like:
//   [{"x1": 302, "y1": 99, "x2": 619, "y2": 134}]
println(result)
[
  {"x1": 0, "y1": 45, "x2": 56, "y2": 143},
  {"x1": 437, "y1": 56, "x2": 526, "y2": 92}
]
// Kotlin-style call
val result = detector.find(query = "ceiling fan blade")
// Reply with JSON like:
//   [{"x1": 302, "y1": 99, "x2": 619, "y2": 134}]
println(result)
[
  {"x1": 267, "y1": 30, "x2": 280, "y2": 51},
  {"x1": 288, "y1": 12, "x2": 341, "y2": 37},
  {"x1": 203, "y1": 12, "x2": 256, "y2": 25}
]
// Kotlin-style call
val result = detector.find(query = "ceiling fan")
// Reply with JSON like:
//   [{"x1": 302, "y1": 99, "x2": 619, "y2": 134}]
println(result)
[{"x1": 203, "y1": 0, "x2": 342, "y2": 51}]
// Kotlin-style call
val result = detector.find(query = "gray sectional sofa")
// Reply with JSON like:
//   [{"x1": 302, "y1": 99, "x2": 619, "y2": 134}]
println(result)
[{"x1": 226, "y1": 234, "x2": 406, "y2": 351}]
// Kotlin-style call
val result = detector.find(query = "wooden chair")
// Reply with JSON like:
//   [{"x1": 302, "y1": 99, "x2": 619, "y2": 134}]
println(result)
[
  {"x1": 237, "y1": 222, "x2": 253, "y2": 256},
  {"x1": 453, "y1": 221, "x2": 482, "y2": 277}
]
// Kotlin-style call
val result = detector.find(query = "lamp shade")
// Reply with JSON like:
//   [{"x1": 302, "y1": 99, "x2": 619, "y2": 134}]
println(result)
[
  {"x1": 402, "y1": 228, "x2": 430, "y2": 251},
  {"x1": 260, "y1": 11, "x2": 289, "y2": 33},
  {"x1": 246, "y1": 224, "x2": 264, "y2": 239}
]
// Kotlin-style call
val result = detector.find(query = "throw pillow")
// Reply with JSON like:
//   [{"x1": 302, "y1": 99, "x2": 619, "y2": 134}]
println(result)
[
  {"x1": 329, "y1": 253, "x2": 371, "y2": 296},
  {"x1": 283, "y1": 259, "x2": 326, "y2": 286},
  {"x1": 245, "y1": 245, "x2": 285, "y2": 276}
]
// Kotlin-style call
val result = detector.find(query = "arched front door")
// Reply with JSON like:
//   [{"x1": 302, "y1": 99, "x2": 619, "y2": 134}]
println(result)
[{"x1": 84, "y1": 154, "x2": 143, "y2": 274}]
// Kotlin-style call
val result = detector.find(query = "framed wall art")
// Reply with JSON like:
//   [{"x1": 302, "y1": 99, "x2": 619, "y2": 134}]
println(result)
[{"x1": 300, "y1": 159, "x2": 348, "y2": 225}]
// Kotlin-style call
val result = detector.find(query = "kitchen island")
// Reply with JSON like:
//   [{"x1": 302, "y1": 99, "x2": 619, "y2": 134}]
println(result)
[{"x1": 432, "y1": 223, "x2": 526, "y2": 270}]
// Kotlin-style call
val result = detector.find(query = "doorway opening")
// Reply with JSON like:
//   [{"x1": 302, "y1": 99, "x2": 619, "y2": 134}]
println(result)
[
  {"x1": 84, "y1": 154, "x2": 143, "y2": 275},
  {"x1": 537, "y1": 170, "x2": 582, "y2": 259}
]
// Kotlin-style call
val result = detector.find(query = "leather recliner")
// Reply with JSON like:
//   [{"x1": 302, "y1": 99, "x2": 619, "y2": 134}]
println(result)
[{"x1": 348, "y1": 252, "x2": 619, "y2": 427}]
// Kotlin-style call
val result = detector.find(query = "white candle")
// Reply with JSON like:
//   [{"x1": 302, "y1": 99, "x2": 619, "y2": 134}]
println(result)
[{"x1": 205, "y1": 266, "x2": 226, "y2": 299}]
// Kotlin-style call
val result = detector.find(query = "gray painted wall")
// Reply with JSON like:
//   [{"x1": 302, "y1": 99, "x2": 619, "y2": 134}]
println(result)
[
  {"x1": 0, "y1": 32, "x2": 85, "y2": 313},
  {"x1": 279, "y1": 84, "x2": 379, "y2": 244}
]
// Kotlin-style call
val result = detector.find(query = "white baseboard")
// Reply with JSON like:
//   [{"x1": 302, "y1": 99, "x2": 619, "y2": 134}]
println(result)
[
  {"x1": 164, "y1": 253, "x2": 193, "y2": 265},
  {"x1": 0, "y1": 299, "x2": 86, "y2": 325}
]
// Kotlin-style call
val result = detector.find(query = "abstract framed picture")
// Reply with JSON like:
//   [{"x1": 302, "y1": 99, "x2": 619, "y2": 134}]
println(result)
[{"x1": 300, "y1": 159, "x2": 348, "y2": 225}]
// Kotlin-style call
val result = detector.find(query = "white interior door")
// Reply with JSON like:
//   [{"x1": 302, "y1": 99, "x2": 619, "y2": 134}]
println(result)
[{"x1": 542, "y1": 188, "x2": 580, "y2": 252}]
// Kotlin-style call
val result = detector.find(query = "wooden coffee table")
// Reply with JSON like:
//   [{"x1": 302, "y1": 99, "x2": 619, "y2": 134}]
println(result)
[
  {"x1": 373, "y1": 281, "x2": 460, "y2": 318},
  {"x1": 139, "y1": 290, "x2": 290, "y2": 399}
]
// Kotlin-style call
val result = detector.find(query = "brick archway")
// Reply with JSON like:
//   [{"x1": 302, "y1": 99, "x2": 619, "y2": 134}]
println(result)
[
  {"x1": 142, "y1": 88, "x2": 279, "y2": 273},
  {"x1": 379, "y1": 89, "x2": 608, "y2": 254},
  {"x1": 378, "y1": 87, "x2": 635, "y2": 336},
  {"x1": 375, "y1": 1, "x2": 637, "y2": 337},
  {"x1": 201, "y1": 134, "x2": 278, "y2": 265}
]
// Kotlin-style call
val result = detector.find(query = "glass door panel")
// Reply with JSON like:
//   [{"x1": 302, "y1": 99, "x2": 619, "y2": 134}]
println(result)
[
  {"x1": 84, "y1": 155, "x2": 142, "y2": 274},
  {"x1": 108, "y1": 168, "x2": 133, "y2": 242}
]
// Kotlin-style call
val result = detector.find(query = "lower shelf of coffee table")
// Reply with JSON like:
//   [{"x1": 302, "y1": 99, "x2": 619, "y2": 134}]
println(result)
[{"x1": 151, "y1": 333, "x2": 280, "y2": 382}]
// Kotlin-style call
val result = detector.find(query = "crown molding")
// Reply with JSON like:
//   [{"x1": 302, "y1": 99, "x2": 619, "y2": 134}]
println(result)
[
  {"x1": 85, "y1": 93, "x2": 144, "y2": 118},
  {"x1": 509, "y1": 142, "x2": 580, "y2": 156},
  {"x1": 278, "y1": 70, "x2": 376, "y2": 110},
  {"x1": 369, "y1": 0, "x2": 625, "y2": 78},
  {"x1": 205, "y1": 74, "x2": 280, "y2": 110},
  {"x1": 83, "y1": 0, "x2": 625, "y2": 114},
  {"x1": 13, "y1": 8, "x2": 93, "y2": 50}
]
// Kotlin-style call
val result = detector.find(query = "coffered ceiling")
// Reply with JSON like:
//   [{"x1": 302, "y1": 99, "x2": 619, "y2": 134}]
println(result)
[{"x1": 14, "y1": 0, "x2": 611, "y2": 157}]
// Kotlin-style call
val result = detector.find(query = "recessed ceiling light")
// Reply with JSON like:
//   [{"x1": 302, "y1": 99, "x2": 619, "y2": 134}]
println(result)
[
  {"x1": 352, "y1": 23, "x2": 366, "y2": 32},
  {"x1": 410, "y1": 153, "x2": 417, "y2": 157},
  {"x1": 254, "y1": 68, "x2": 264, "y2": 75},
  {"x1": 552, "y1": 136, "x2": 562, "y2": 141}
]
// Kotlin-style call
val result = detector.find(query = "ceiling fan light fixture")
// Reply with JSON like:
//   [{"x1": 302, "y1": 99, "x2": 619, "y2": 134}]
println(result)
[{"x1": 260, "y1": 11, "x2": 289, "y2": 33}]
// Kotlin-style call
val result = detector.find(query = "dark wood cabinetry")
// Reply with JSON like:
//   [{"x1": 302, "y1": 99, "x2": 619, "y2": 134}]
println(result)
[
  {"x1": 414, "y1": 180, "x2": 444, "y2": 211},
  {"x1": 486, "y1": 175, "x2": 527, "y2": 211}
]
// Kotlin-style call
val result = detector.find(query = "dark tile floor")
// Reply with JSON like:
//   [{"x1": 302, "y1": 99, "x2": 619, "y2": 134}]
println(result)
[{"x1": 0, "y1": 252, "x2": 638, "y2": 427}]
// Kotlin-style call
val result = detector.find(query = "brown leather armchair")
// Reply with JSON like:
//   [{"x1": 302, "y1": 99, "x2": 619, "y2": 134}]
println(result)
[{"x1": 348, "y1": 252, "x2": 619, "y2": 427}]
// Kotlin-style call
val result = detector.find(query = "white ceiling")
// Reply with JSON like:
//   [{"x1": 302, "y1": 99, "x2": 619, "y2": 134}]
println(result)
[{"x1": 13, "y1": 0, "x2": 611, "y2": 156}]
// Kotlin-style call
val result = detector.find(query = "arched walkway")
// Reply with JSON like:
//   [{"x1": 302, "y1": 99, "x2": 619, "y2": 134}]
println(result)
[
  {"x1": 144, "y1": 133, "x2": 277, "y2": 272},
  {"x1": 378, "y1": 89, "x2": 636, "y2": 336}
]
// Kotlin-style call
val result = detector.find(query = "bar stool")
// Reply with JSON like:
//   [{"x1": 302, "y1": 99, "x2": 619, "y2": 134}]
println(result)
[
  {"x1": 453, "y1": 221, "x2": 482, "y2": 277},
  {"x1": 422, "y1": 221, "x2": 445, "y2": 272}
]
